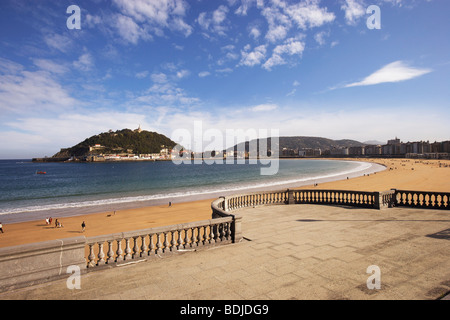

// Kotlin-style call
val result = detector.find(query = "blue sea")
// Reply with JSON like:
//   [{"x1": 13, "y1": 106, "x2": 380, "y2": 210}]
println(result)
[{"x1": 0, "y1": 159, "x2": 381, "y2": 223}]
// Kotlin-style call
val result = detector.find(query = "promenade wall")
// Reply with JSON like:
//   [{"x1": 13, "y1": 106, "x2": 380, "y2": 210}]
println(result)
[{"x1": 0, "y1": 188, "x2": 448, "y2": 292}]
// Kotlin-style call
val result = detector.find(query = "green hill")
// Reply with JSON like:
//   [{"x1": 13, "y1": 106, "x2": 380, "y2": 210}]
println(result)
[
  {"x1": 231, "y1": 136, "x2": 365, "y2": 153},
  {"x1": 52, "y1": 128, "x2": 177, "y2": 158}
]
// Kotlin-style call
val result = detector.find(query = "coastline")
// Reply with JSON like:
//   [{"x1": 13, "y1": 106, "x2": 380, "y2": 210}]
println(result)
[
  {"x1": 0, "y1": 158, "x2": 449, "y2": 248},
  {"x1": 0, "y1": 158, "x2": 383, "y2": 224}
]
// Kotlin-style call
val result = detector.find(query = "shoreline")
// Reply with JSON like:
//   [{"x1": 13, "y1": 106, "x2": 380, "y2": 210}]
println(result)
[
  {"x1": 0, "y1": 159, "x2": 383, "y2": 224},
  {"x1": 0, "y1": 158, "x2": 448, "y2": 249}
]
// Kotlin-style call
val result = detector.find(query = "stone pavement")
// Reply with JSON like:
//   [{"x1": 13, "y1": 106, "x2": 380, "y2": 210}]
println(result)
[{"x1": 1, "y1": 204, "x2": 449, "y2": 300}]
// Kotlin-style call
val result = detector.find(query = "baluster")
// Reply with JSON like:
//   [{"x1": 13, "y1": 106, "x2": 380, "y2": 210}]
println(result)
[
  {"x1": 124, "y1": 238, "x2": 132, "y2": 260},
  {"x1": 192, "y1": 227, "x2": 198, "y2": 247},
  {"x1": 197, "y1": 227, "x2": 203, "y2": 246},
  {"x1": 163, "y1": 232, "x2": 170, "y2": 253},
  {"x1": 140, "y1": 235, "x2": 148, "y2": 257},
  {"x1": 156, "y1": 233, "x2": 163, "y2": 255},
  {"x1": 215, "y1": 224, "x2": 221, "y2": 242},
  {"x1": 107, "y1": 240, "x2": 115, "y2": 264},
  {"x1": 171, "y1": 231, "x2": 178, "y2": 252},
  {"x1": 219, "y1": 223, "x2": 225, "y2": 241},
  {"x1": 177, "y1": 229, "x2": 184, "y2": 250},
  {"x1": 202, "y1": 226, "x2": 208, "y2": 245},
  {"x1": 116, "y1": 239, "x2": 124, "y2": 262},
  {"x1": 226, "y1": 222, "x2": 231, "y2": 240},
  {"x1": 148, "y1": 234, "x2": 155, "y2": 256},
  {"x1": 88, "y1": 243, "x2": 96, "y2": 267},
  {"x1": 132, "y1": 236, "x2": 140, "y2": 259},
  {"x1": 184, "y1": 228, "x2": 191, "y2": 248},
  {"x1": 209, "y1": 225, "x2": 215, "y2": 245},
  {"x1": 435, "y1": 194, "x2": 441, "y2": 208},
  {"x1": 97, "y1": 242, "x2": 105, "y2": 265}
]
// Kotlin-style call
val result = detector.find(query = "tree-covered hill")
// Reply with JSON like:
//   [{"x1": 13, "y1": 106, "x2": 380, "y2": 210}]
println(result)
[{"x1": 52, "y1": 129, "x2": 177, "y2": 157}]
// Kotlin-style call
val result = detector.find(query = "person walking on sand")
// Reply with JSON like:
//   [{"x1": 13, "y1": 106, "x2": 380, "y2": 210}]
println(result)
[
  {"x1": 81, "y1": 221, "x2": 86, "y2": 232},
  {"x1": 45, "y1": 217, "x2": 49, "y2": 225},
  {"x1": 0, "y1": 222, "x2": 4, "y2": 233}
]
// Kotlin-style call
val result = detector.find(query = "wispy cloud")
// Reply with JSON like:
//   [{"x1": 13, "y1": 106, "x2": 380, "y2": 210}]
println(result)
[{"x1": 343, "y1": 61, "x2": 432, "y2": 88}]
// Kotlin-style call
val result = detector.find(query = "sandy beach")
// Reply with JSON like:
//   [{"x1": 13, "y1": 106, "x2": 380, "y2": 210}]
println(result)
[{"x1": 0, "y1": 158, "x2": 449, "y2": 248}]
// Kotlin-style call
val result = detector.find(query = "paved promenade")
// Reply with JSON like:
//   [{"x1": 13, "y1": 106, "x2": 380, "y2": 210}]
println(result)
[{"x1": 1, "y1": 204, "x2": 449, "y2": 300}]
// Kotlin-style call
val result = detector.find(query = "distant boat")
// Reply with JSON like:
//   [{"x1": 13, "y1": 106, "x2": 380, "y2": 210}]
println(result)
[{"x1": 36, "y1": 171, "x2": 47, "y2": 175}]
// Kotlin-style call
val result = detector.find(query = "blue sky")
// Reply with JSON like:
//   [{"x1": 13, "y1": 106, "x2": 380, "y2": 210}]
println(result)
[{"x1": 0, "y1": 0, "x2": 449, "y2": 158}]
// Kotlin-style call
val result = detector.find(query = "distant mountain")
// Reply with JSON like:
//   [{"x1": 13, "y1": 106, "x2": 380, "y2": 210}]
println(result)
[
  {"x1": 52, "y1": 128, "x2": 177, "y2": 158},
  {"x1": 230, "y1": 136, "x2": 366, "y2": 153}
]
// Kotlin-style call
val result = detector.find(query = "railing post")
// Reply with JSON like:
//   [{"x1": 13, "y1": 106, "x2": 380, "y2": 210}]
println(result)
[
  {"x1": 374, "y1": 192, "x2": 381, "y2": 210},
  {"x1": 232, "y1": 214, "x2": 243, "y2": 243},
  {"x1": 88, "y1": 243, "x2": 96, "y2": 267},
  {"x1": 287, "y1": 189, "x2": 294, "y2": 205}
]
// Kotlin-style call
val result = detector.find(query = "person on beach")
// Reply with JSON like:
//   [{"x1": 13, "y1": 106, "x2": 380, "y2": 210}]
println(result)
[
  {"x1": 55, "y1": 219, "x2": 59, "y2": 228},
  {"x1": 49, "y1": 217, "x2": 52, "y2": 225},
  {"x1": 45, "y1": 218, "x2": 49, "y2": 225},
  {"x1": 0, "y1": 222, "x2": 3, "y2": 233},
  {"x1": 81, "y1": 221, "x2": 86, "y2": 232},
  {"x1": 169, "y1": 201, "x2": 172, "y2": 207}
]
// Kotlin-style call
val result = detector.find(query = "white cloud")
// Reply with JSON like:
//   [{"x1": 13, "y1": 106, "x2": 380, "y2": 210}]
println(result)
[
  {"x1": 261, "y1": 0, "x2": 335, "y2": 43},
  {"x1": 341, "y1": 0, "x2": 366, "y2": 25},
  {"x1": 262, "y1": 5, "x2": 291, "y2": 43},
  {"x1": 198, "y1": 5, "x2": 229, "y2": 36},
  {"x1": 151, "y1": 72, "x2": 168, "y2": 83},
  {"x1": 114, "y1": 13, "x2": 151, "y2": 44},
  {"x1": 135, "y1": 71, "x2": 149, "y2": 79},
  {"x1": 176, "y1": 69, "x2": 190, "y2": 79},
  {"x1": 113, "y1": 0, "x2": 192, "y2": 37},
  {"x1": 249, "y1": 26, "x2": 261, "y2": 39},
  {"x1": 0, "y1": 59, "x2": 78, "y2": 115},
  {"x1": 234, "y1": 0, "x2": 264, "y2": 15},
  {"x1": 2, "y1": 112, "x2": 151, "y2": 158},
  {"x1": 314, "y1": 31, "x2": 328, "y2": 46},
  {"x1": 263, "y1": 37, "x2": 305, "y2": 70},
  {"x1": 198, "y1": 71, "x2": 211, "y2": 78},
  {"x1": 43, "y1": 33, "x2": 73, "y2": 53},
  {"x1": 73, "y1": 53, "x2": 94, "y2": 72},
  {"x1": 136, "y1": 77, "x2": 200, "y2": 107},
  {"x1": 250, "y1": 104, "x2": 278, "y2": 112},
  {"x1": 239, "y1": 45, "x2": 267, "y2": 67},
  {"x1": 33, "y1": 59, "x2": 69, "y2": 74},
  {"x1": 284, "y1": 0, "x2": 336, "y2": 30},
  {"x1": 344, "y1": 61, "x2": 432, "y2": 88}
]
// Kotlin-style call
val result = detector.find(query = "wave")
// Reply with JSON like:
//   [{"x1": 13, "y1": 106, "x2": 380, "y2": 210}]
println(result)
[{"x1": 0, "y1": 160, "x2": 380, "y2": 216}]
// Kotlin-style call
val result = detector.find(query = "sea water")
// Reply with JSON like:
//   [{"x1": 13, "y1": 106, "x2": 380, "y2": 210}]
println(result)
[{"x1": 0, "y1": 159, "x2": 379, "y2": 222}]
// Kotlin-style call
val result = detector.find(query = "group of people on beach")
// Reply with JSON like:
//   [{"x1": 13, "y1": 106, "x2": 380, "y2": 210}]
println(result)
[
  {"x1": 44, "y1": 217, "x2": 86, "y2": 232},
  {"x1": 46, "y1": 217, "x2": 63, "y2": 228}
]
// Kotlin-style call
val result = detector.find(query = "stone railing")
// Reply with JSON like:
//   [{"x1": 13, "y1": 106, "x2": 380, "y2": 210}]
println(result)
[
  {"x1": 217, "y1": 189, "x2": 396, "y2": 212},
  {"x1": 86, "y1": 217, "x2": 234, "y2": 268},
  {"x1": 394, "y1": 190, "x2": 450, "y2": 210},
  {"x1": 291, "y1": 189, "x2": 379, "y2": 208},
  {"x1": 0, "y1": 216, "x2": 238, "y2": 289},
  {"x1": 214, "y1": 188, "x2": 450, "y2": 214}
]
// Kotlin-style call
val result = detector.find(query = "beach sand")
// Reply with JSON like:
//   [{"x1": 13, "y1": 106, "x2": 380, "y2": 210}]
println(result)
[{"x1": 0, "y1": 158, "x2": 449, "y2": 248}]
